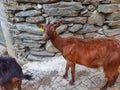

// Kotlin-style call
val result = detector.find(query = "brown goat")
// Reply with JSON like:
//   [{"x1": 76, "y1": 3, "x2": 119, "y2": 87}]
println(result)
[{"x1": 37, "y1": 22, "x2": 120, "y2": 90}]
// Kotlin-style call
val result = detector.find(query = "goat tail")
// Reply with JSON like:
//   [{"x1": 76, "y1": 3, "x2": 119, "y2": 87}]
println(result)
[{"x1": 23, "y1": 74, "x2": 33, "y2": 80}]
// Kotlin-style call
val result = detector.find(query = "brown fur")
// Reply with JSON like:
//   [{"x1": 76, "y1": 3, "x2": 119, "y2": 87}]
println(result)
[{"x1": 37, "y1": 22, "x2": 120, "y2": 90}]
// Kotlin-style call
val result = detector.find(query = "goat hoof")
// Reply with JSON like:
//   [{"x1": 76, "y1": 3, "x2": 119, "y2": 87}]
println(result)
[
  {"x1": 69, "y1": 80, "x2": 74, "y2": 85},
  {"x1": 100, "y1": 87, "x2": 107, "y2": 90},
  {"x1": 63, "y1": 75, "x2": 68, "y2": 79}
]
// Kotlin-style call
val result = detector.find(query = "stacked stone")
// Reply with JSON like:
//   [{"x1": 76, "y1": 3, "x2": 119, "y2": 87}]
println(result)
[{"x1": 7, "y1": 0, "x2": 120, "y2": 61}]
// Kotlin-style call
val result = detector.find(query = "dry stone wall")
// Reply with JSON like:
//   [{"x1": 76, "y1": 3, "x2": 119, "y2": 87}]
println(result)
[{"x1": 7, "y1": 0, "x2": 120, "y2": 61}]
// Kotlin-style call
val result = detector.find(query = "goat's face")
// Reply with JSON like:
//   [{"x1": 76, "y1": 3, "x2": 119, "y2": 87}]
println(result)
[
  {"x1": 36, "y1": 23, "x2": 49, "y2": 41},
  {"x1": 37, "y1": 21, "x2": 62, "y2": 41},
  {"x1": 43, "y1": 24, "x2": 52, "y2": 41}
]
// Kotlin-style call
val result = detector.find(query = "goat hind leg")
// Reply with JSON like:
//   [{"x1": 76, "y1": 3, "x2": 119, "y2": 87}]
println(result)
[
  {"x1": 100, "y1": 81, "x2": 108, "y2": 90},
  {"x1": 102, "y1": 65, "x2": 119, "y2": 89},
  {"x1": 100, "y1": 73, "x2": 119, "y2": 90},
  {"x1": 108, "y1": 72, "x2": 119, "y2": 87}
]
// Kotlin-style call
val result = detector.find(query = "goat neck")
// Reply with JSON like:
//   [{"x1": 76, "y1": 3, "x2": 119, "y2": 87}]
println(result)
[{"x1": 49, "y1": 29, "x2": 64, "y2": 52}]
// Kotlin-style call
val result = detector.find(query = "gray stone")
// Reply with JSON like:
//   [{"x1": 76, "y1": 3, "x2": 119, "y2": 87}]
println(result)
[
  {"x1": 42, "y1": 14, "x2": 48, "y2": 17},
  {"x1": 107, "y1": 11, "x2": 120, "y2": 21},
  {"x1": 105, "y1": 20, "x2": 120, "y2": 28},
  {"x1": 15, "y1": 23, "x2": 43, "y2": 35},
  {"x1": 97, "y1": 4, "x2": 120, "y2": 13},
  {"x1": 22, "y1": 42, "x2": 41, "y2": 48},
  {"x1": 30, "y1": 51, "x2": 55, "y2": 57},
  {"x1": 88, "y1": 10, "x2": 105, "y2": 26},
  {"x1": 79, "y1": 24, "x2": 100, "y2": 34},
  {"x1": 103, "y1": 25, "x2": 109, "y2": 30},
  {"x1": 56, "y1": 25, "x2": 68, "y2": 34},
  {"x1": 81, "y1": 9, "x2": 88, "y2": 15},
  {"x1": 69, "y1": 24, "x2": 83, "y2": 33},
  {"x1": 76, "y1": 0, "x2": 84, "y2": 2},
  {"x1": 87, "y1": 5, "x2": 96, "y2": 11},
  {"x1": 101, "y1": 0, "x2": 111, "y2": 4},
  {"x1": 115, "y1": 35, "x2": 120, "y2": 40},
  {"x1": 45, "y1": 41, "x2": 59, "y2": 53},
  {"x1": 16, "y1": 33, "x2": 43, "y2": 40},
  {"x1": 34, "y1": 4, "x2": 43, "y2": 10},
  {"x1": 103, "y1": 29, "x2": 120, "y2": 36},
  {"x1": 26, "y1": 16, "x2": 45, "y2": 23},
  {"x1": 61, "y1": 33, "x2": 74, "y2": 38},
  {"x1": 111, "y1": 0, "x2": 120, "y2": 4},
  {"x1": 27, "y1": 54, "x2": 53, "y2": 61},
  {"x1": 23, "y1": 39, "x2": 46, "y2": 44},
  {"x1": 63, "y1": 17, "x2": 87, "y2": 24},
  {"x1": 15, "y1": 10, "x2": 41, "y2": 17},
  {"x1": 83, "y1": 0, "x2": 99, "y2": 5},
  {"x1": 61, "y1": 33, "x2": 83, "y2": 39},
  {"x1": 73, "y1": 34, "x2": 84, "y2": 39},
  {"x1": 84, "y1": 33, "x2": 102, "y2": 38},
  {"x1": 10, "y1": 29, "x2": 21, "y2": 35},
  {"x1": 8, "y1": 4, "x2": 33, "y2": 11},
  {"x1": 9, "y1": 17, "x2": 25, "y2": 22},
  {"x1": 43, "y1": 2, "x2": 83, "y2": 16},
  {"x1": 83, "y1": 11, "x2": 93, "y2": 17},
  {"x1": 16, "y1": 0, "x2": 59, "y2": 3},
  {"x1": 30, "y1": 47, "x2": 44, "y2": 52},
  {"x1": 8, "y1": 13, "x2": 14, "y2": 18}
]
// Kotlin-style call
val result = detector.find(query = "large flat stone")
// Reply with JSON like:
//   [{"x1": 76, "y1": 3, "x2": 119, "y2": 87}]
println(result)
[
  {"x1": 27, "y1": 54, "x2": 53, "y2": 61},
  {"x1": 79, "y1": 24, "x2": 100, "y2": 34},
  {"x1": 22, "y1": 42, "x2": 41, "y2": 48},
  {"x1": 56, "y1": 25, "x2": 68, "y2": 34},
  {"x1": 16, "y1": 0, "x2": 59, "y2": 3},
  {"x1": 15, "y1": 10, "x2": 41, "y2": 17},
  {"x1": 62, "y1": 17, "x2": 87, "y2": 24},
  {"x1": 16, "y1": 33, "x2": 43, "y2": 40},
  {"x1": 105, "y1": 20, "x2": 120, "y2": 28},
  {"x1": 15, "y1": 23, "x2": 43, "y2": 35},
  {"x1": 111, "y1": 0, "x2": 120, "y2": 4},
  {"x1": 8, "y1": 4, "x2": 33, "y2": 11},
  {"x1": 97, "y1": 4, "x2": 120, "y2": 13},
  {"x1": 43, "y1": 2, "x2": 83, "y2": 16},
  {"x1": 9, "y1": 17, "x2": 25, "y2": 22},
  {"x1": 30, "y1": 51, "x2": 55, "y2": 57},
  {"x1": 88, "y1": 10, "x2": 105, "y2": 26},
  {"x1": 69, "y1": 24, "x2": 83, "y2": 33},
  {"x1": 106, "y1": 11, "x2": 120, "y2": 21},
  {"x1": 26, "y1": 16, "x2": 45, "y2": 23},
  {"x1": 23, "y1": 39, "x2": 46, "y2": 44},
  {"x1": 103, "y1": 29, "x2": 120, "y2": 36}
]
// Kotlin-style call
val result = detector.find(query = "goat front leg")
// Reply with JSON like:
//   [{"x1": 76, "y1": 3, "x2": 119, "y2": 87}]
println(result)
[
  {"x1": 100, "y1": 81, "x2": 108, "y2": 90},
  {"x1": 69, "y1": 63, "x2": 75, "y2": 85},
  {"x1": 63, "y1": 61, "x2": 70, "y2": 79},
  {"x1": 18, "y1": 80, "x2": 22, "y2": 90}
]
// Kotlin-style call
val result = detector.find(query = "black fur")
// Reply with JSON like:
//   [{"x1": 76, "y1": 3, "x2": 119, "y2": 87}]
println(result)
[{"x1": 0, "y1": 57, "x2": 27, "y2": 85}]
